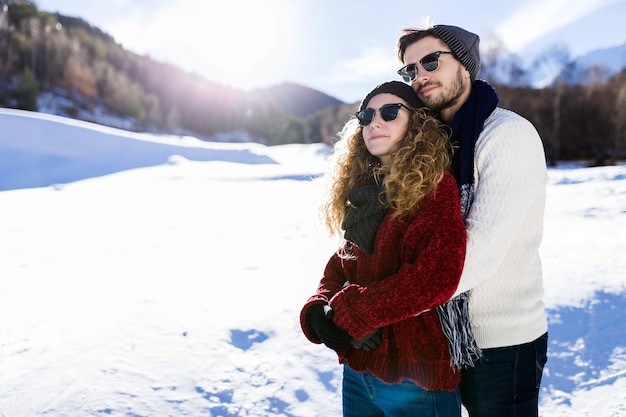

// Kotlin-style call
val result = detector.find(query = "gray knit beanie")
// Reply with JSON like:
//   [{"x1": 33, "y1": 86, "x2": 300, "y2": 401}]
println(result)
[{"x1": 433, "y1": 25, "x2": 480, "y2": 82}]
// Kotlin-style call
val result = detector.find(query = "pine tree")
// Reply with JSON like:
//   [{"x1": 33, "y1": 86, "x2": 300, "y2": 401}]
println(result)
[{"x1": 13, "y1": 67, "x2": 38, "y2": 110}]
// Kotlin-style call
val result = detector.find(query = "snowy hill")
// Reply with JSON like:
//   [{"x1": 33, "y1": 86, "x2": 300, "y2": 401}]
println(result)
[
  {"x1": 0, "y1": 109, "x2": 278, "y2": 192},
  {"x1": 0, "y1": 110, "x2": 625, "y2": 416},
  {"x1": 483, "y1": 42, "x2": 626, "y2": 88},
  {"x1": 553, "y1": 42, "x2": 626, "y2": 85}
]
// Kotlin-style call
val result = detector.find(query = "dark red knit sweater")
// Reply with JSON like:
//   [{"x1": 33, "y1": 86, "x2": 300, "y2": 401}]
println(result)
[{"x1": 300, "y1": 172, "x2": 466, "y2": 391}]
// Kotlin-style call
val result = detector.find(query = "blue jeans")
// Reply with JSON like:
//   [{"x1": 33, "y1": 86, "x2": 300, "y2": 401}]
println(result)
[
  {"x1": 460, "y1": 332, "x2": 548, "y2": 417},
  {"x1": 342, "y1": 364, "x2": 461, "y2": 417}
]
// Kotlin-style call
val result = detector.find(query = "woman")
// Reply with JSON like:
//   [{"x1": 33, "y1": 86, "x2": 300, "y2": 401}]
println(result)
[{"x1": 300, "y1": 81, "x2": 467, "y2": 417}]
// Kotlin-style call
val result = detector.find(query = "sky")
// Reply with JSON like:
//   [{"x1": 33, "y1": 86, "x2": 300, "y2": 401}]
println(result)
[
  {"x1": 1, "y1": 108, "x2": 626, "y2": 415},
  {"x1": 33, "y1": 0, "x2": 626, "y2": 103}
]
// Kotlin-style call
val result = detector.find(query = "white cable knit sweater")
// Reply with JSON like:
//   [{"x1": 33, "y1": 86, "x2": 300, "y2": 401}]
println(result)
[{"x1": 452, "y1": 107, "x2": 549, "y2": 349}]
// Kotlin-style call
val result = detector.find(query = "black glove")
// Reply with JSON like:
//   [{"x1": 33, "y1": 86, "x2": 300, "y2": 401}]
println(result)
[
  {"x1": 307, "y1": 304, "x2": 351, "y2": 351},
  {"x1": 351, "y1": 328, "x2": 382, "y2": 351}
]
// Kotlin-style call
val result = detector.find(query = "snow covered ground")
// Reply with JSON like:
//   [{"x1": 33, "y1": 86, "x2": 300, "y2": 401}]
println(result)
[{"x1": 1, "y1": 109, "x2": 625, "y2": 416}]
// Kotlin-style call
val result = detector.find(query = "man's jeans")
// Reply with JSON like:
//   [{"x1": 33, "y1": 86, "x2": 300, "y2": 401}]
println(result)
[
  {"x1": 342, "y1": 364, "x2": 461, "y2": 417},
  {"x1": 460, "y1": 333, "x2": 549, "y2": 417}
]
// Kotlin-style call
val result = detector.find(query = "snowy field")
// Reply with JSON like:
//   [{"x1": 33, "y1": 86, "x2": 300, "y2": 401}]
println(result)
[{"x1": 1, "y1": 109, "x2": 625, "y2": 416}]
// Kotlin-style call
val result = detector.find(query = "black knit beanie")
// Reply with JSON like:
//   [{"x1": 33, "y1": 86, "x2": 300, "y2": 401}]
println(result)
[
  {"x1": 433, "y1": 25, "x2": 481, "y2": 82},
  {"x1": 358, "y1": 81, "x2": 423, "y2": 112}
]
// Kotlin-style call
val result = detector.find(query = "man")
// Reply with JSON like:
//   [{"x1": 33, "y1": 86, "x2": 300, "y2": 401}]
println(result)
[{"x1": 396, "y1": 25, "x2": 549, "y2": 417}]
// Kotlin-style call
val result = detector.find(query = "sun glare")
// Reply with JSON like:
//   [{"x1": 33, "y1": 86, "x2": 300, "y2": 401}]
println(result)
[{"x1": 127, "y1": 0, "x2": 295, "y2": 90}]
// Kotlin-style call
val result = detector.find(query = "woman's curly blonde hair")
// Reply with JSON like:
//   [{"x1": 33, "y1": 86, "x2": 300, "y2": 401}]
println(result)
[{"x1": 322, "y1": 106, "x2": 453, "y2": 236}]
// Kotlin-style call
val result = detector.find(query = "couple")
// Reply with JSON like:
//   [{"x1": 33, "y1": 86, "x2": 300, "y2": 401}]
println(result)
[{"x1": 300, "y1": 24, "x2": 549, "y2": 417}]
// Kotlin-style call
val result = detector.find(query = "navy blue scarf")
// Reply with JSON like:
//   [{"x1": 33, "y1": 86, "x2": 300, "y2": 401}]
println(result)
[
  {"x1": 448, "y1": 80, "x2": 499, "y2": 217},
  {"x1": 436, "y1": 80, "x2": 499, "y2": 370}
]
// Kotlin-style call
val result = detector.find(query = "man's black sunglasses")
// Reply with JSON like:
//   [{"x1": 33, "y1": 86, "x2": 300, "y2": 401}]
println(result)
[
  {"x1": 397, "y1": 51, "x2": 455, "y2": 83},
  {"x1": 355, "y1": 103, "x2": 411, "y2": 127}
]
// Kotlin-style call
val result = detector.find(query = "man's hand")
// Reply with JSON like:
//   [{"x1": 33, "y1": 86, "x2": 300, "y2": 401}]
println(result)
[{"x1": 351, "y1": 328, "x2": 382, "y2": 351}]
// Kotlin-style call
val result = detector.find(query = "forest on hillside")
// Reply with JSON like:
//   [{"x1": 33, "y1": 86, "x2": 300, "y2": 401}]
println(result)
[
  {"x1": 1, "y1": 0, "x2": 625, "y2": 164},
  {"x1": 498, "y1": 75, "x2": 626, "y2": 166}
]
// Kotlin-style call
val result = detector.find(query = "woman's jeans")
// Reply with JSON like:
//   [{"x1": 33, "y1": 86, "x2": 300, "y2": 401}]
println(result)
[
  {"x1": 342, "y1": 364, "x2": 461, "y2": 417},
  {"x1": 460, "y1": 332, "x2": 549, "y2": 417}
]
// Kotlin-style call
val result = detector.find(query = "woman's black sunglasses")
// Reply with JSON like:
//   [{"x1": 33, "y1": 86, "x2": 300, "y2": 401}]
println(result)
[
  {"x1": 355, "y1": 103, "x2": 411, "y2": 127},
  {"x1": 397, "y1": 51, "x2": 455, "y2": 83}
]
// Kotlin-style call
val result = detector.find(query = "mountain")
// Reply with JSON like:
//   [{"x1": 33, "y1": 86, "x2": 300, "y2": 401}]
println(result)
[
  {"x1": 484, "y1": 41, "x2": 626, "y2": 89},
  {"x1": 551, "y1": 42, "x2": 626, "y2": 86},
  {"x1": 1, "y1": 2, "x2": 345, "y2": 145},
  {"x1": 249, "y1": 82, "x2": 344, "y2": 118}
]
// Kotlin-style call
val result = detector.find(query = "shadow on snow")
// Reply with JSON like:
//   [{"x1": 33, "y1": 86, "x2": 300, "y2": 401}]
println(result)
[{"x1": 543, "y1": 290, "x2": 626, "y2": 397}]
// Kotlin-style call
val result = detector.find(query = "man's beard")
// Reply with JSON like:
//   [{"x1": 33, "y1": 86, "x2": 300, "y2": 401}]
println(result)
[{"x1": 417, "y1": 67, "x2": 466, "y2": 114}]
